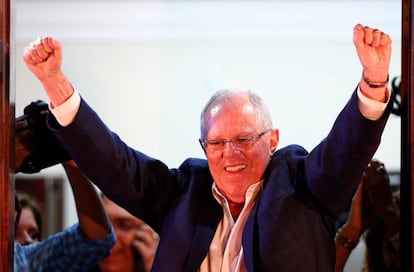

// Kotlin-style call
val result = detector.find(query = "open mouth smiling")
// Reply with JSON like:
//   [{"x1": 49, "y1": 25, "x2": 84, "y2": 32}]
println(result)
[{"x1": 224, "y1": 164, "x2": 247, "y2": 172}]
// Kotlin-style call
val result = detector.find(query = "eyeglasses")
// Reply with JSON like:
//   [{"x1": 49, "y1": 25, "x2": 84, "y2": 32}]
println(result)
[{"x1": 199, "y1": 129, "x2": 271, "y2": 152}]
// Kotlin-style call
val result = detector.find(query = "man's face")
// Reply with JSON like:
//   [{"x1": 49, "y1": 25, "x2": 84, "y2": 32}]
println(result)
[
  {"x1": 203, "y1": 95, "x2": 279, "y2": 203},
  {"x1": 15, "y1": 207, "x2": 40, "y2": 245},
  {"x1": 99, "y1": 197, "x2": 146, "y2": 272}
]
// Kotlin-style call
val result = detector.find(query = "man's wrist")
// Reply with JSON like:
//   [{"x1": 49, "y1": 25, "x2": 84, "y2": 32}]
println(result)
[
  {"x1": 49, "y1": 88, "x2": 81, "y2": 127},
  {"x1": 359, "y1": 71, "x2": 390, "y2": 103},
  {"x1": 363, "y1": 74, "x2": 389, "y2": 89}
]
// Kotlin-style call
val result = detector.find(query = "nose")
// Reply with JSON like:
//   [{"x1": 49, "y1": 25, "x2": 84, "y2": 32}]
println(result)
[{"x1": 222, "y1": 140, "x2": 239, "y2": 157}]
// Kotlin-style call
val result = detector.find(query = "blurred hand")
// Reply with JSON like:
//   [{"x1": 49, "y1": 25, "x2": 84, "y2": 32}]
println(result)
[
  {"x1": 362, "y1": 159, "x2": 399, "y2": 224},
  {"x1": 132, "y1": 224, "x2": 159, "y2": 272},
  {"x1": 15, "y1": 100, "x2": 72, "y2": 174},
  {"x1": 14, "y1": 120, "x2": 38, "y2": 172}
]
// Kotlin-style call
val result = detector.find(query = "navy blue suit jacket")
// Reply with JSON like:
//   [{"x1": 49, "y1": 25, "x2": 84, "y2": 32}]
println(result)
[{"x1": 49, "y1": 89, "x2": 392, "y2": 271}]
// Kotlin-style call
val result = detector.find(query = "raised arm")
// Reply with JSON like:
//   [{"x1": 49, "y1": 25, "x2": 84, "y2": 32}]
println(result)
[
  {"x1": 334, "y1": 182, "x2": 375, "y2": 272},
  {"x1": 62, "y1": 160, "x2": 112, "y2": 240},
  {"x1": 334, "y1": 160, "x2": 399, "y2": 272},
  {"x1": 362, "y1": 160, "x2": 400, "y2": 241}
]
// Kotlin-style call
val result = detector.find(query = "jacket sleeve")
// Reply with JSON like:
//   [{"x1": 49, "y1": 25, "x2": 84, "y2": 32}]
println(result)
[
  {"x1": 47, "y1": 98, "x2": 184, "y2": 231},
  {"x1": 304, "y1": 88, "x2": 393, "y2": 219}
]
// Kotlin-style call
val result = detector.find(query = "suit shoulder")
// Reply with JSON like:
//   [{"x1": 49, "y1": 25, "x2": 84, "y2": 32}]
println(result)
[
  {"x1": 274, "y1": 144, "x2": 308, "y2": 158},
  {"x1": 178, "y1": 157, "x2": 210, "y2": 175}
]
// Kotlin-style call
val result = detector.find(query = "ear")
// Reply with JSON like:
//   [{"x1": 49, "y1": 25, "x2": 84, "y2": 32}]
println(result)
[{"x1": 269, "y1": 128, "x2": 279, "y2": 154}]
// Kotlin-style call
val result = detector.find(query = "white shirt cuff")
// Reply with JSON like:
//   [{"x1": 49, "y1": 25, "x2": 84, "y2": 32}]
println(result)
[
  {"x1": 357, "y1": 86, "x2": 390, "y2": 121},
  {"x1": 49, "y1": 89, "x2": 81, "y2": 127}
]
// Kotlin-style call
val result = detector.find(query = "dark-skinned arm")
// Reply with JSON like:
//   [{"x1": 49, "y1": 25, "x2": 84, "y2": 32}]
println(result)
[
  {"x1": 62, "y1": 160, "x2": 111, "y2": 240},
  {"x1": 334, "y1": 182, "x2": 375, "y2": 272}
]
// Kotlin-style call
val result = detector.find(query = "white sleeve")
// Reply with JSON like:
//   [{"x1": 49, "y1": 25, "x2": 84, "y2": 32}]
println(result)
[
  {"x1": 357, "y1": 86, "x2": 391, "y2": 121},
  {"x1": 49, "y1": 89, "x2": 81, "y2": 127}
]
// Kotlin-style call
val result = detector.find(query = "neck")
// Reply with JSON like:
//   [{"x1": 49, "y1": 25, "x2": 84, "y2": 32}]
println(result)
[{"x1": 228, "y1": 200, "x2": 244, "y2": 221}]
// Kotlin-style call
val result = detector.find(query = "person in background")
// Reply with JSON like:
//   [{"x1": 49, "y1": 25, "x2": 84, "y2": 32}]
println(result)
[
  {"x1": 15, "y1": 101, "x2": 158, "y2": 272},
  {"x1": 14, "y1": 191, "x2": 43, "y2": 245},
  {"x1": 14, "y1": 161, "x2": 116, "y2": 271},
  {"x1": 91, "y1": 196, "x2": 159, "y2": 272},
  {"x1": 334, "y1": 160, "x2": 400, "y2": 272},
  {"x1": 23, "y1": 23, "x2": 393, "y2": 271},
  {"x1": 14, "y1": 104, "x2": 116, "y2": 271}
]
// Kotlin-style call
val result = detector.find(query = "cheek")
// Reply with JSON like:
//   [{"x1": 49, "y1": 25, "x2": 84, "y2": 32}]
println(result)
[
  {"x1": 206, "y1": 154, "x2": 222, "y2": 172},
  {"x1": 249, "y1": 147, "x2": 271, "y2": 170}
]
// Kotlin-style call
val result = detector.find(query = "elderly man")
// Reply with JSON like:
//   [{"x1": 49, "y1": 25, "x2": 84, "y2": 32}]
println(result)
[{"x1": 23, "y1": 23, "x2": 393, "y2": 271}]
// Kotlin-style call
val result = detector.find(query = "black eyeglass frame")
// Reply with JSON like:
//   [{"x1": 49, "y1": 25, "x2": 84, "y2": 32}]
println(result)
[{"x1": 199, "y1": 129, "x2": 272, "y2": 152}]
